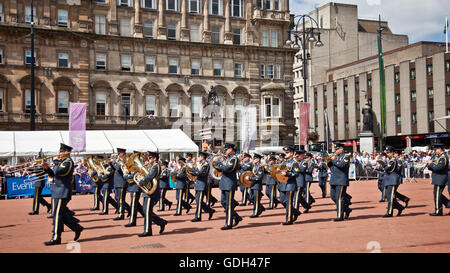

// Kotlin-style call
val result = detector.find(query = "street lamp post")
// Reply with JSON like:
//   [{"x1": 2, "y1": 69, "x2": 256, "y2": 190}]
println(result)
[{"x1": 286, "y1": 14, "x2": 323, "y2": 103}]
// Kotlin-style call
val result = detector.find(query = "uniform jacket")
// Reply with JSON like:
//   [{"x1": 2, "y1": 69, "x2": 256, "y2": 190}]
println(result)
[
  {"x1": 318, "y1": 160, "x2": 329, "y2": 178},
  {"x1": 383, "y1": 157, "x2": 399, "y2": 186},
  {"x1": 264, "y1": 164, "x2": 276, "y2": 185},
  {"x1": 190, "y1": 161, "x2": 210, "y2": 191},
  {"x1": 305, "y1": 159, "x2": 315, "y2": 182},
  {"x1": 173, "y1": 165, "x2": 188, "y2": 189},
  {"x1": 249, "y1": 163, "x2": 264, "y2": 191},
  {"x1": 98, "y1": 164, "x2": 114, "y2": 190},
  {"x1": 44, "y1": 157, "x2": 74, "y2": 199},
  {"x1": 215, "y1": 154, "x2": 239, "y2": 191},
  {"x1": 328, "y1": 153, "x2": 351, "y2": 186},
  {"x1": 428, "y1": 153, "x2": 449, "y2": 186},
  {"x1": 139, "y1": 163, "x2": 161, "y2": 198},
  {"x1": 278, "y1": 158, "x2": 298, "y2": 192},
  {"x1": 125, "y1": 171, "x2": 140, "y2": 192},
  {"x1": 295, "y1": 159, "x2": 307, "y2": 187},
  {"x1": 111, "y1": 159, "x2": 127, "y2": 188},
  {"x1": 159, "y1": 168, "x2": 171, "y2": 189}
]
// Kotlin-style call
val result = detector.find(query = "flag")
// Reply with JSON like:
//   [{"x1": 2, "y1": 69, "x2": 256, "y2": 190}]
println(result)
[
  {"x1": 69, "y1": 103, "x2": 87, "y2": 152},
  {"x1": 323, "y1": 109, "x2": 332, "y2": 152},
  {"x1": 299, "y1": 102, "x2": 310, "y2": 146},
  {"x1": 240, "y1": 106, "x2": 257, "y2": 152},
  {"x1": 444, "y1": 17, "x2": 448, "y2": 34}
]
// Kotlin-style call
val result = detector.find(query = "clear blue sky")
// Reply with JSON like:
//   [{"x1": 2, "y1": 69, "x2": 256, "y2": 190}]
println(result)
[{"x1": 289, "y1": 0, "x2": 450, "y2": 43}]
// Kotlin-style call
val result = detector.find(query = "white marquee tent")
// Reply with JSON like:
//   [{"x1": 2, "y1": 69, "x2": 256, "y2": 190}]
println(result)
[{"x1": 0, "y1": 129, "x2": 198, "y2": 158}]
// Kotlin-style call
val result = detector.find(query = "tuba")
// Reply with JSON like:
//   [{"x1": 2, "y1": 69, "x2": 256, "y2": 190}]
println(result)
[
  {"x1": 84, "y1": 155, "x2": 108, "y2": 182},
  {"x1": 126, "y1": 153, "x2": 158, "y2": 195},
  {"x1": 269, "y1": 164, "x2": 289, "y2": 183}
]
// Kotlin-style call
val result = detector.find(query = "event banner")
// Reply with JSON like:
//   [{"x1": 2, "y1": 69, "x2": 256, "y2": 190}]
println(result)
[
  {"x1": 69, "y1": 103, "x2": 87, "y2": 152},
  {"x1": 299, "y1": 102, "x2": 310, "y2": 146},
  {"x1": 6, "y1": 176, "x2": 51, "y2": 197},
  {"x1": 74, "y1": 173, "x2": 95, "y2": 193},
  {"x1": 240, "y1": 106, "x2": 257, "y2": 152}
]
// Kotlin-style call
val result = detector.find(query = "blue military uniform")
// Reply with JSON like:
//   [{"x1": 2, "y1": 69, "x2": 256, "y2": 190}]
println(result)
[
  {"x1": 111, "y1": 148, "x2": 131, "y2": 220},
  {"x1": 158, "y1": 162, "x2": 173, "y2": 211},
  {"x1": 215, "y1": 143, "x2": 242, "y2": 230},
  {"x1": 98, "y1": 162, "x2": 118, "y2": 215},
  {"x1": 238, "y1": 154, "x2": 252, "y2": 206},
  {"x1": 124, "y1": 169, "x2": 144, "y2": 227},
  {"x1": 249, "y1": 154, "x2": 265, "y2": 217},
  {"x1": 427, "y1": 144, "x2": 449, "y2": 216},
  {"x1": 29, "y1": 165, "x2": 51, "y2": 215},
  {"x1": 328, "y1": 143, "x2": 352, "y2": 221},
  {"x1": 383, "y1": 146, "x2": 405, "y2": 217},
  {"x1": 190, "y1": 154, "x2": 215, "y2": 221},
  {"x1": 394, "y1": 152, "x2": 410, "y2": 206},
  {"x1": 264, "y1": 157, "x2": 281, "y2": 209},
  {"x1": 43, "y1": 144, "x2": 83, "y2": 245},
  {"x1": 304, "y1": 154, "x2": 316, "y2": 206},
  {"x1": 173, "y1": 158, "x2": 192, "y2": 216},
  {"x1": 278, "y1": 146, "x2": 301, "y2": 225},
  {"x1": 375, "y1": 159, "x2": 386, "y2": 202},
  {"x1": 317, "y1": 158, "x2": 328, "y2": 198},
  {"x1": 138, "y1": 154, "x2": 167, "y2": 236},
  {"x1": 88, "y1": 168, "x2": 104, "y2": 211},
  {"x1": 294, "y1": 151, "x2": 311, "y2": 212}
]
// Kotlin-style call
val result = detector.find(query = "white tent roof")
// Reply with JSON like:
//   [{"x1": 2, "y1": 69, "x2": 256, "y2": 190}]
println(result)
[
  {"x1": 143, "y1": 129, "x2": 199, "y2": 153},
  {"x1": 0, "y1": 129, "x2": 198, "y2": 157}
]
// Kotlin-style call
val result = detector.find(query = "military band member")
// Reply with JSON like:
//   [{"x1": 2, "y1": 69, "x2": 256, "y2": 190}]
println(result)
[
  {"x1": 184, "y1": 153, "x2": 196, "y2": 205},
  {"x1": 317, "y1": 154, "x2": 328, "y2": 198},
  {"x1": 327, "y1": 143, "x2": 352, "y2": 221},
  {"x1": 137, "y1": 152, "x2": 168, "y2": 237},
  {"x1": 264, "y1": 156, "x2": 281, "y2": 209},
  {"x1": 382, "y1": 146, "x2": 405, "y2": 217},
  {"x1": 110, "y1": 148, "x2": 131, "y2": 220},
  {"x1": 294, "y1": 150, "x2": 311, "y2": 213},
  {"x1": 247, "y1": 153, "x2": 265, "y2": 218},
  {"x1": 214, "y1": 143, "x2": 242, "y2": 230},
  {"x1": 29, "y1": 164, "x2": 51, "y2": 215},
  {"x1": 98, "y1": 159, "x2": 119, "y2": 215},
  {"x1": 393, "y1": 149, "x2": 410, "y2": 208},
  {"x1": 158, "y1": 160, "x2": 173, "y2": 211},
  {"x1": 190, "y1": 152, "x2": 215, "y2": 222},
  {"x1": 304, "y1": 152, "x2": 316, "y2": 207},
  {"x1": 238, "y1": 153, "x2": 252, "y2": 206},
  {"x1": 375, "y1": 153, "x2": 386, "y2": 202},
  {"x1": 124, "y1": 153, "x2": 143, "y2": 227},
  {"x1": 427, "y1": 142, "x2": 450, "y2": 216},
  {"x1": 42, "y1": 144, "x2": 83, "y2": 246},
  {"x1": 173, "y1": 157, "x2": 192, "y2": 216},
  {"x1": 89, "y1": 166, "x2": 104, "y2": 211},
  {"x1": 279, "y1": 146, "x2": 301, "y2": 225}
]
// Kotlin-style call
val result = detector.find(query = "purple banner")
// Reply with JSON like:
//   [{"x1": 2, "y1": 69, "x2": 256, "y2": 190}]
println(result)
[{"x1": 69, "y1": 103, "x2": 87, "y2": 152}]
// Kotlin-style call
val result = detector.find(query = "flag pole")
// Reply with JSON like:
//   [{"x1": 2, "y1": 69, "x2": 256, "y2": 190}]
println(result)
[{"x1": 446, "y1": 16, "x2": 448, "y2": 53}]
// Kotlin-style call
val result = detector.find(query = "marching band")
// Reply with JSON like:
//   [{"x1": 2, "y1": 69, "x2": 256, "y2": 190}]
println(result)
[{"x1": 14, "y1": 140, "x2": 449, "y2": 246}]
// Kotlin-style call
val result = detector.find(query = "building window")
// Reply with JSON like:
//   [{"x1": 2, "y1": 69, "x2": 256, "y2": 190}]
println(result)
[
  {"x1": 394, "y1": 72, "x2": 400, "y2": 83},
  {"x1": 446, "y1": 60, "x2": 450, "y2": 72},
  {"x1": 231, "y1": 0, "x2": 243, "y2": 17},
  {"x1": 168, "y1": 22, "x2": 177, "y2": 40},
  {"x1": 260, "y1": 64, "x2": 265, "y2": 78},
  {"x1": 267, "y1": 64, "x2": 274, "y2": 79},
  {"x1": 25, "y1": 6, "x2": 36, "y2": 24},
  {"x1": 276, "y1": 64, "x2": 281, "y2": 79},
  {"x1": 356, "y1": 120, "x2": 361, "y2": 130},
  {"x1": 428, "y1": 111, "x2": 434, "y2": 121},
  {"x1": 25, "y1": 50, "x2": 36, "y2": 65},
  {"x1": 210, "y1": 0, "x2": 223, "y2": 15},
  {"x1": 427, "y1": 87, "x2": 434, "y2": 99},
  {"x1": 270, "y1": 30, "x2": 278, "y2": 47},
  {"x1": 234, "y1": 63, "x2": 242, "y2": 77},
  {"x1": 262, "y1": 30, "x2": 269, "y2": 47},
  {"x1": 145, "y1": 56, "x2": 155, "y2": 73},
  {"x1": 447, "y1": 108, "x2": 450, "y2": 116},
  {"x1": 95, "y1": 15, "x2": 106, "y2": 35},
  {"x1": 189, "y1": 0, "x2": 201, "y2": 13},
  {"x1": 190, "y1": 24, "x2": 200, "y2": 42},
  {"x1": 355, "y1": 82, "x2": 359, "y2": 92},
  {"x1": 356, "y1": 101, "x2": 360, "y2": 110},
  {"x1": 235, "y1": 97, "x2": 244, "y2": 119},
  {"x1": 411, "y1": 90, "x2": 416, "y2": 102},
  {"x1": 264, "y1": 0, "x2": 270, "y2": 9},
  {"x1": 192, "y1": 95, "x2": 202, "y2": 118},
  {"x1": 58, "y1": 53, "x2": 69, "y2": 68},
  {"x1": 334, "y1": 123, "x2": 338, "y2": 131},
  {"x1": 233, "y1": 28, "x2": 241, "y2": 45},
  {"x1": 213, "y1": 61, "x2": 222, "y2": 76},
  {"x1": 0, "y1": 3, "x2": 3, "y2": 22},
  {"x1": 120, "y1": 18, "x2": 131, "y2": 36},
  {"x1": 426, "y1": 64, "x2": 433, "y2": 76},
  {"x1": 410, "y1": 68, "x2": 416, "y2": 80},
  {"x1": 446, "y1": 84, "x2": 450, "y2": 96},
  {"x1": 121, "y1": 93, "x2": 131, "y2": 116},
  {"x1": 142, "y1": 0, "x2": 156, "y2": 9},
  {"x1": 274, "y1": 0, "x2": 279, "y2": 10},
  {"x1": 0, "y1": 88, "x2": 3, "y2": 112},
  {"x1": 121, "y1": 55, "x2": 131, "y2": 71},
  {"x1": 191, "y1": 59, "x2": 200, "y2": 75},
  {"x1": 344, "y1": 84, "x2": 348, "y2": 96},
  {"x1": 95, "y1": 0, "x2": 106, "y2": 3},
  {"x1": 24, "y1": 89, "x2": 37, "y2": 113},
  {"x1": 412, "y1": 112, "x2": 417, "y2": 124},
  {"x1": 145, "y1": 95, "x2": 156, "y2": 115},
  {"x1": 324, "y1": 89, "x2": 327, "y2": 98},
  {"x1": 264, "y1": 97, "x2": 280, "y2": 118},
  {"x1": 169, "y1": 58, "x2": 178, "y2": 74},
  {"x1": 96, "y1": 53, "x2": 107, "y2": 69},
  {"x1": 368, "y1": 98, "x2": 372, "y2": 106},
  {"x1": 344, "y1": 103, "x2": 348, "y2": 113},
  {"x1": 144, "y1": 20, "x2": 154, "y2": 38},
  {"x1": 396, "y1": 115, "x2": 401, "y2": 126},
  {"x1": 119, "y1": 0, "x2": 133, "y2": 6},
  {"x1": 345, "y1": 122, "x2": 349, "y2": 130},
  {"x1": 169, "y1": 94, "x2": 178, "y2": 117},
  {"x1": 367, "y1": 78, "x2": 372, "y2": 89},
  {"x1": 57, "y1": 90, "x2": 69, "y2": 114},
  {"x1": 333, "y1": 105, "x2": 337, "y2": 114},
  {"x1": 96, "y1": 92, "x2": 106, "y2": 116},
  {"x1": 212, "y1": 26, "x2": 221, "y2": 44},
  {"x1": 333, "y1": 87, "x2": 337, "y2": 97},
  {"x1": 395, "y1": 94, "x2": 400, "y2": 104},
  {"x1": 57, "y1": 9, "x2": 68, "y2": 27},
  {"x1": 166, "y1": 0, "x2": 178, "y2": 11},
  {"x1": 0, "y1": 48, "x2": 3, "y2": 64}
]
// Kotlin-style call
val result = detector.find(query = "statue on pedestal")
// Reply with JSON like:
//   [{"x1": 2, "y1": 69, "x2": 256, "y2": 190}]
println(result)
[{"x1": 362, "y1": 101, "x2": 373, "y2": 133}]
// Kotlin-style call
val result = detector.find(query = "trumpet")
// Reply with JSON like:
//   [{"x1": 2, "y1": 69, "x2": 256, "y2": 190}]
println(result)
[
  {"x1": 322, "y1": 153, "x2": 336, "y2": 163},
  {"x1": 4, "y1": 152, "x2": 71, "y2": 177}
]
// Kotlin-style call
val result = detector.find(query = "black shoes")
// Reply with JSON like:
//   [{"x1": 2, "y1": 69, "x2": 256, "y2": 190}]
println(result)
[
  {"x1": 28, "y1": 212, "x2": 38, "y2": 215},
  {"x1": 208, "y1": 210, "x2": 215, "y2": 220},
  {"x1": 186, "y1": 206, "x2": 191, "y2": 214},
  {"x1": 282, "y1": 221, "x2": 293, "y2": 225},
  {"x1": 404, "y1": 199, "x2": 410, "y2": 208},
  {"x1": 397, "y1": 207, "x2": 404, "y2": 216},
  {"x1": 44, "y1": 239, "x2": 61, "y2": 246},
  {"x1": 47, "y1": 206, "x2": 52, "y2": 213},
  {"x1": 99, "y1": 212, "x2": 108, "y2": 215},
  {"x1": 333, "y1": 218, "x2": 344, "y2": 222},
  {"x1": 221, "y1": 225, "x2": 232, "y2": 230},
  {"x1": 125, "y1": 223, "x2": 136, "y2": 227},
  {"x1": 90, "y1": 207, "x2": 99, "y2": 211},
  {"x1": 383, "y1": 214, "x2": 393, "y2": 218},
  {"x1": 159, "y1": 220, "x2": 168, "y2": 234},
  {"x1": 74, "y1": 227, "x2": 83, "y2": 241},
  {"x1": 233, "y1": 216, "x2": 243, "y2": 227},
  {"x1": 138, "y1": 232, "x2": 152, "y2": 237},
  {"x1": 429, "y1": 212, "x2": 443, "y2": 216},
  {"x1": 113, "y1": 216, "x2": 124, "y2": 221},
  {"x1": 173, "y1": 213, "x2": 182, "y2": 216},
  {"x1": 345, "y1": 208, "x2": 352, "y2": 220},
  {"x1": 191, "y1": 218, "x2": 201, "y2": 222}
]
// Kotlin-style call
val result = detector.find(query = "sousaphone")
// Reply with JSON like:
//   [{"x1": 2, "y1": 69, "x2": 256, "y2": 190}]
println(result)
[{"x1": 269, "y1": 164, "x2": 289, "y2": 183}]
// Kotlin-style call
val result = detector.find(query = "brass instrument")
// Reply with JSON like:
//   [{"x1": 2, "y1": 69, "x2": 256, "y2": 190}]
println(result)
[
  {"x1": 269, "y1": 164, "x2": 289, "y2": 183},
  {"x1": 186, "y1": 162, "x2": 198, "y2": 182},
  {"x1": 170, "y1": 170, "x2": 178, "y2": 183},
  {"x1": 126, "y1": 153, "x2": 158, "y2": 195},
  {"x1": 84, "y1": 155, "x2": 109, "y2": 182},
  {"x1": 210, "y1": 155, "x2": 224, "y2": 180},
  {"x1": 322, "y1": 153, "x2": 336, "y2": 163},
  {"x1": 238, "y1": 170, "x2": 255, "y2": 188}
]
